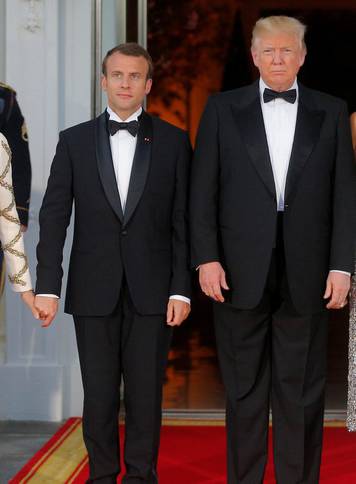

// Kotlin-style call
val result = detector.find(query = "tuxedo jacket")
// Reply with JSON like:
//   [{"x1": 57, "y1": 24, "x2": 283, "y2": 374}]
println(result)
[
  {"x1": 190, "y1": 81, "x2": 356, "y2": 315},
  {"x1": 36, "y1": 110, "x2": 191, "y2": 316}
]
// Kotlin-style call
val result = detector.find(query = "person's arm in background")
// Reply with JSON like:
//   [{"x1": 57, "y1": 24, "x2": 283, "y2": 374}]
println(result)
[{"x1": 0, "y1": 133, "x2": 37, "y2": 317}]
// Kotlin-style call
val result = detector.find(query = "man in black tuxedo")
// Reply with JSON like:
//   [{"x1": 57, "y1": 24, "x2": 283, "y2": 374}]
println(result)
[
  {"x1": 35, "y1": 44, "x2": 191, "y2": 483},
  {"x1": 190, "y1": 16, "x2": 356, "y2": 484}
]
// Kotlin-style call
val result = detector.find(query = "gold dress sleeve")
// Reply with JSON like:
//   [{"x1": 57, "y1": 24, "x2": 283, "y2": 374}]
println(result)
[{"x1": 0, "y1": 133, "x2": 32, "y2": 292}]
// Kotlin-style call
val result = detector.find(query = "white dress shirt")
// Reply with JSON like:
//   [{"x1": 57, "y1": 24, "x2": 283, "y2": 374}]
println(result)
[
  {"x1": 39, "y1": 107, "x2": 191, "y2": 304},
  {"x1": 260, "y1": 77, "x2": 349, "y2": 277},
  {"x1": 260, "y1": 77, "x2": 298, "y2": 212},
  {"x1": 107, "y1": 106, "x2": 140, "y2": 212}
]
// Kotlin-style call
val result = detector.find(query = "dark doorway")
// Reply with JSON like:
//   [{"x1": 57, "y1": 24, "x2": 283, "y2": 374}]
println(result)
[{"x1": 147, "y1": 1, "x2": 356, "y2": 412}]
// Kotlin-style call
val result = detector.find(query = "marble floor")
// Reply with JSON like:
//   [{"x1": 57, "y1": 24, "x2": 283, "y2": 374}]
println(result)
[{"x1": 0, "y1": 421, "x2": 62, "y2": 483}]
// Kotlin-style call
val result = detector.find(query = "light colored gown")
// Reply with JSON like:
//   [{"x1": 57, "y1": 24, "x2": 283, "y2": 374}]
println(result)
[
  {"x1": 347, "y1": 132, "x2": 356, "y2": 431},
  {"x1": 0, "y1": 132, "x2": 31, "y2": 292},
  {"x1": 347, "y1": 266, "x2": 356, "y2": 431}
]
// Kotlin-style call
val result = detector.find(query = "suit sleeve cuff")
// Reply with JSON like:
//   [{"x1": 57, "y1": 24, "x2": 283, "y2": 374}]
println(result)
[
  {"x1": 17, "y1": 206, "x2": 29, "y2": 226},
  {"x1": 329, "y1": 270, "x2": 351, "y2": 277},
  {"x1": 169, "y1": 295, "x2": 191, "y2": 304}
]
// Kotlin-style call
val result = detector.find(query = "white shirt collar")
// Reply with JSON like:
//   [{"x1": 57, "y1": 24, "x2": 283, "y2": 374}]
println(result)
[
  {"x1": 106, "y1": 105, "x2": 142, "y2": 123},
  {"x1": 259, "y1": 77, "x2": 298, "y2": 102}
]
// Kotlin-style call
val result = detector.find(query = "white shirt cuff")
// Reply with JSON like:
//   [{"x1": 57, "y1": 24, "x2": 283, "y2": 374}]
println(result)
[
  {"x1": 169, "y1": 295, "x2": 191, "y2": 305},
  {"x1": 38, "y1": 294, "x2": 190, "y2": 304},
  {"x1": 329, "y1": 270, "x2": 351, "y2": 277}
]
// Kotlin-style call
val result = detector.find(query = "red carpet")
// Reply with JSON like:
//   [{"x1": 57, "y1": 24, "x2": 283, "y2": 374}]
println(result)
[{"x1": 10, "y1": 418, "x2": 356, "y2": 483}]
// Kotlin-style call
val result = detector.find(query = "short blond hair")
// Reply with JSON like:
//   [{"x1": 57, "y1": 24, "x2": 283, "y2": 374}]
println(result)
[{"x1": 252, "y1": 16, "x2": 307, "y2": 51}]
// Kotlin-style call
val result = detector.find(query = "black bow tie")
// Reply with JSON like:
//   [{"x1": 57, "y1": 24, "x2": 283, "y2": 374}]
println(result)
[
  {"x1": 109, "y1": 119, "x2": 139, "y2": 137},
  {"x1": 263, "y1": 88, "x2": 297, "y2": 104}
]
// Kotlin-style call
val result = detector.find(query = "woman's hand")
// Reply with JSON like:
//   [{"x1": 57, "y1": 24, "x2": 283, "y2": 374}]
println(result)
[{"x1": 20, "y1": 290, "x2": 40, "y2": 319}]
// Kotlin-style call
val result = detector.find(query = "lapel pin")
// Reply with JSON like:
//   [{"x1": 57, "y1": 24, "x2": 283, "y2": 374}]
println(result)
[{"x1": 144, "y1": 137, "x2": 151, "y2": 142}]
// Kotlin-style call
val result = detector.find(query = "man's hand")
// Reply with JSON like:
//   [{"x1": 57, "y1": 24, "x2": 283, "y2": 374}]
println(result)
[
  {"x1": 323, "y1": 272, "x2": 350, "y2": 309},
  {"x1": 199, "y1": 261, "x2": 229, "y2": 302},
  {"x1": 34, "y1": 296, "x2": 59, "y2": 327},
  {"x1": 166, "y1": 299, "x2": 190, "y2": 327},
  {"x1": 20, "y1": 290, "x2": 40, "y2": 319}
]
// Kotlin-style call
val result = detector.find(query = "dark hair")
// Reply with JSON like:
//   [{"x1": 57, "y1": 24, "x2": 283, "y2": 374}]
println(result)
[{"x1": 102, "y1": 43, "x2": 154, "y2": 79}]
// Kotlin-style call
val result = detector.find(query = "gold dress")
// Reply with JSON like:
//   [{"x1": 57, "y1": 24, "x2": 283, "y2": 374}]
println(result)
[
  {"x1": 347, "y1": 130, "x2": 356, "y2": 431},
  {"x1": 0, "y1": 132, "x2": 31, "y2": 291},
  {"x1": 347, "y1": 258, "x2": 356, "y2": 431}
]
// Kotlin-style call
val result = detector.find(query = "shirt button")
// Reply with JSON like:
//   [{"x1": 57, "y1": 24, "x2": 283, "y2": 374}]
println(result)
[{"x1": 121, "y1": 230, "x2": 127, "y2": 236}]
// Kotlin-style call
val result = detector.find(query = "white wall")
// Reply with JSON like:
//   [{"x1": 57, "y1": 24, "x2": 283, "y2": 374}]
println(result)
[
  {"x1": 0, "y1": 0, "x2": 5, "y2": 79},
  {"x1": 0, "y1": 0, "x2": 92, "y2": 421}
]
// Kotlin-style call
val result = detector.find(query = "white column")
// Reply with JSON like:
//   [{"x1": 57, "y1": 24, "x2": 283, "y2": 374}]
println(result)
[
  {"x1": 0, "y1": 0, "x2": 92, "y2": 421},
  {"x1": 0, "y1": 0, "x2": 5, "y2": 78},
  {"x1": 59, "y1": 0, "x2": 92, "y2": 418}
]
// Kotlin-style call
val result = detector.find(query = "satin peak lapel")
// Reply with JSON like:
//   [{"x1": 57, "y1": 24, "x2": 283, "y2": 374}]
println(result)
[
  {"x1": 95, "y1": 112, "x2": 124, "y2": 223},
  {"x1": 232, "y1": 96, "x2": 276, "y2": 201},
  {"x1": 285, "y1": 92, "x2": 325, "y2": 203},
  {"x1": 124, "y1": 110, "x2": 153, "y2": 226}
]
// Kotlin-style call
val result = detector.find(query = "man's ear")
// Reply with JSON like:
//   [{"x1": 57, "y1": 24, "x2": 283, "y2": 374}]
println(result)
[
  {"x1": 251, "y1": 47, "x2": 259, "y2": 68},
  {"x1": 145, "y1": 78, "x2": 153, "y2": 96},
  {"x1": 101, "y1": 74, "x2": 107, "y2": 91},
  {"x1": 299, "y1": 49, "x2": 307, "y2": 68}
]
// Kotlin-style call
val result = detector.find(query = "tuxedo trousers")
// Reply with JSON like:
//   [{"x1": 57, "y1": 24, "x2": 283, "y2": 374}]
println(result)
[
  {"x1": 214, "y1": 217, "x2": 328, "y2": 484},
  {"x1": 74, "y1": 280, "x2": 172, "y2": 484}
]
